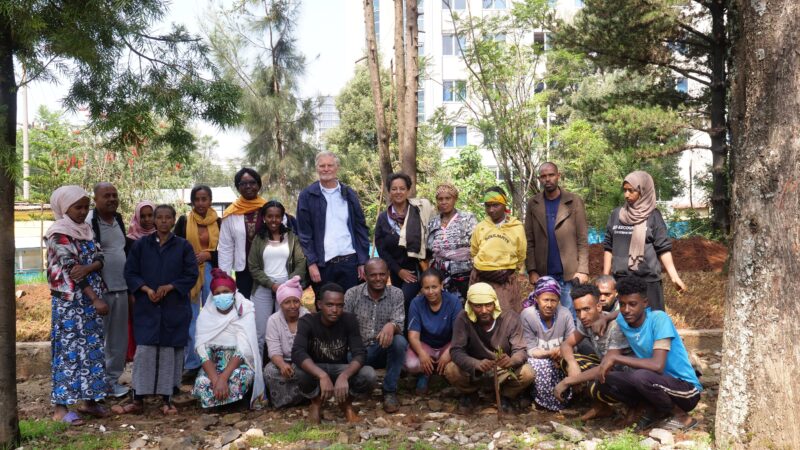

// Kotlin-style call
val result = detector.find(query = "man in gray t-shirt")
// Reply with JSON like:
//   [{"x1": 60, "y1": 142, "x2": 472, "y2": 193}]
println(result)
[
  {"x1": 88, "y1": 182, "x2": 130, "y2": 397},
  {"x1": 555, "y1": 283, "x2": 629, "y2": 421}
]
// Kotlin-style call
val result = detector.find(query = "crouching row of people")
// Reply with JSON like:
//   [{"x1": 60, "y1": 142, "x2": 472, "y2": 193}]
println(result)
[{"x1": 185, "y1": 262, "x2": 700, "y2": 432}]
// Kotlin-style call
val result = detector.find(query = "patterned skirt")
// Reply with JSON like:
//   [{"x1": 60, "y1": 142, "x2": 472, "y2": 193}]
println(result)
[
  {"x1": 51, "y1": 292, "x2": 108, "y2": 405},
  {"x1": 528, "y1": 357, "x2": 571, "y2": 411},
  {"x1": 192, "y1": 346, "x2": 254, "y2": 408}
]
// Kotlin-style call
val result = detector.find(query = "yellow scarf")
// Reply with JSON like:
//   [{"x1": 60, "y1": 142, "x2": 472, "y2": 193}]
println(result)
[
  {"x1": 187, "y1": 209, "x2": 220, "y2": 301},
  {"x1": 223, "y1": 197, "x2": 267, "y2": 218}
]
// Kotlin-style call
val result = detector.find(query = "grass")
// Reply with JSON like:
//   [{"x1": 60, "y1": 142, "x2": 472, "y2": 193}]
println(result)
[
  {"x1": 15, "y1": 271, "x2": 48, "y2": 285},
  {"x1": 18, "y1": 419, "x2": 126, "y2": 450},
  {"x1": 598, "y1": 429, "x2": 649, "y2": 450},
  {"x1": 245, "y1": 422, "x2": 338, "y2": 446}
]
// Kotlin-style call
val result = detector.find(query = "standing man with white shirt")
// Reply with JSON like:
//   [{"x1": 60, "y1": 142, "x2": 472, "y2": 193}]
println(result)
[
  {"x1": 89, "y1": 182, "x2": 130, "y2": 398},
  {"x1": 296, "y1": 152, "x2": 370, "y2": 302}
]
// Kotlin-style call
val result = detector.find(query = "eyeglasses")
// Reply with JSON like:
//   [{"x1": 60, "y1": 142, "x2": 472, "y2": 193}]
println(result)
[{"x1": 238, "y1": 181, "x2": 259, "y2": 187}]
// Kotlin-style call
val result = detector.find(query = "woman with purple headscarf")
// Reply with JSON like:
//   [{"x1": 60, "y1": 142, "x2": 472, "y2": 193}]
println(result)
[{"x1": 520, "y1": 276, "x2": 576, "y2": 411}]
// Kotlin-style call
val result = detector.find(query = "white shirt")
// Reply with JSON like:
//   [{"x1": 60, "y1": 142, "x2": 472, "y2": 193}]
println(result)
[
  {"x1": 218, "y1": 214, "x2": 247, "y2": 272},
  {"x1": 321, "y1": 183, "x2": 356, "y2": 262},
  {"x1": 262, "y1": 239, "x2": 289, "y2": 279}
]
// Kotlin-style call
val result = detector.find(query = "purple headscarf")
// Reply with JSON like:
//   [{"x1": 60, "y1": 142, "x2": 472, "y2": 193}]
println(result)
[{"x1": 522, "y1": 276, "x2": 562, "y2": 309}]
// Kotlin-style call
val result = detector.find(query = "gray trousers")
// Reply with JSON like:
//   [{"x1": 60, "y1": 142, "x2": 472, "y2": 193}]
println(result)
[{"x1": 102, "y1": 290, "x2": 129, "y2": 383}]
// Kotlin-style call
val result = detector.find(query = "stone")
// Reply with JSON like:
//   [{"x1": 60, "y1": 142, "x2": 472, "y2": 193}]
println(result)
[
  {"x1": 244, "y1": 428, "x2": 264, "y2": 439},
  {"x1": 15, "y1": 290, "x2": 24, "y2": 299},
  {"x1": 455, "y1": 433, "x2": 469, "y2": 445},
  {"x1": 640, "y1": 437, "x2": 660, "y2": 449},
  {"x1": 197, "y1": 414, "x2": 220, "y2": 429},
  {"x1": 370, "y1": 428, "x2": 392, "y2": 438},
  {"x1": 221, "y1": 413, "x2": 243, "y2": 426},
  {"x1": 649, "y1": 428, "x2": 675, "y2": 445},
  {"x1": 579, "y1": 439, "x2": 600, "y2": 450},
  {"x1": 428, "y1": 399, "x2": 443, "y2": 411},
  {"x1": 437, "y1": 435, "x2": 454, "y2": 445},
  {"x1": 159, "y1": 436, "x2": 194, "y2": 450},
  {"x1": 536, "y1": 441, "x2": 559, "y2": 450},
  {"x1": 336, "y1": 432, "x2": 349, "y2": 445},
  {"x1": 470, "y1": 432, "x2": 488, "y2": 442},
  {"x1": 493, "y1": 431, "x2": 502, "y2": 439},
  {"x1": 360, "y1": 431, "x2": 372, "y2": 441},
  {"x1": 425, "y1": 412, "x2": 449, "y2": 420},
  {"x1": 422, "y1": 421, "x2": 440, "y2": 432},
  {"x1": 674, "y1": 441, "x2": 699, "y2": 449},
  {"x1": 129, "y1": 438, "x2": 148, "y2": 449},
  {"x1": 445, "y1": 417, "x2": 468, "y2": 429},
  {"x1": 216, "y1": 429, "x2": 242, "y2": 448},
  {"x1": 487, "y1": 441, "x2": 495, "y2": 450},
  {"x1": 550, "y1": 421, "x2": 585, "y2": 443},
  {"x1": 408, "y1": 436, "x2": 420, "y2": 443},
  {"x1": 373, "y1": 417, "x2": 390, "y2": 427}
]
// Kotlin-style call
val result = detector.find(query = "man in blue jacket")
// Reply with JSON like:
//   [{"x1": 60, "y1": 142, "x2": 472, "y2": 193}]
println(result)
[{"x1": 296, "y1": 151, "x2": 370, "y2": 300}]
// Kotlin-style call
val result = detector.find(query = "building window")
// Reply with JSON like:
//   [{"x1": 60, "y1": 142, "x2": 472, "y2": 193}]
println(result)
[
  {"x1": 575, "y1": 0, "x2": 584, "y2": 7},
  {"x1": 676, "y1": 78, "x2": 688, "y2": 93},
  {"x1": 443, "y1": 80, "x2": 466, "y2": 102},
  {"x1": 442, "y1": 34, "x2": 466, "y2": 56},
  {"x1": 417, "y1": 89, "x2": 425, "y2": 122},
  {"x1": 374, "y1": 0, "x2": 380, "y2": 42},
  {"x1": 533, "y1": 31, "x2": 550, "y2": 50},
  {"x1": 443, "y1": 126, "x2": 468, "y2": 147},
  {"x1": 483, "y1": 0, "x2": 507, "y2": 9},
  {"x1": 442, "y1": 0, "x2": 466, "y2": 10}
]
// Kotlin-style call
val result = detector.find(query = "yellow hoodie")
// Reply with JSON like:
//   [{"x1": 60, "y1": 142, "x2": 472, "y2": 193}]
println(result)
[{"x1": 470, "y1": 216, "x2": 527, "y2": 272}]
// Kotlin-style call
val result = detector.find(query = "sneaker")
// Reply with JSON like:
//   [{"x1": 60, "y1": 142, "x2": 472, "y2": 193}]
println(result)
[
  {"x1": 383, "y1": 392, "x2": 400, "y2": 413},
  {"x1": 415, "y1": 375, "x2": 430, "y2": 395},
  {"x1": 458, "y1": 393, "x2": 477, "y2": 415},
  {"x1": 109, "y1": 383, "x2": 130, "y2": 398}
]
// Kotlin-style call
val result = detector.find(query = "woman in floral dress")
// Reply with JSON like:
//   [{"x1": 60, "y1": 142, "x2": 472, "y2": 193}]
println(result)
[
  {"x1": 426, "y1": 184, "x2": 477, "y2": 302},
  {"x1": 46, "y1": 185, "x2": 111, "y2": 425},
  {"x1": 193, "y1": 269, "x2": 264, "y2": 408}
]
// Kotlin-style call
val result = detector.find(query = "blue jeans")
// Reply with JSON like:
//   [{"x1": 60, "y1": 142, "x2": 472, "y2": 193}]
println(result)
[
  {"x1": 185, "y1": 264, "x2": 213, "y2": 371},
  {"x1": 558, "y1": 279, "x2": 576, "y2": 321},
  {"x1": 365, "y1": 335, "x2": 408, "y2": 393}
]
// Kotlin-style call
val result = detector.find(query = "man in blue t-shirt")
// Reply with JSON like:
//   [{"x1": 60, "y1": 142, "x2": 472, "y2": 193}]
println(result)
[{"x1": 596, "y1": 276, "x2": 702, "y2": 431}]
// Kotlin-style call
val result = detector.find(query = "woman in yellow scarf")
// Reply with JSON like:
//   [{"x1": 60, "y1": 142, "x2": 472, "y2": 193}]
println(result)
[
  {"x1": 218, "y1": 168, "x2": 267, "y2": 298},
  {"x1": 175, "y1": 185, "x2": 222, "y2": 380}
]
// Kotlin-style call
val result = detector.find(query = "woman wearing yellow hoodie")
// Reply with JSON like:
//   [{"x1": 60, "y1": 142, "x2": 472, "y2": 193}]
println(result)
[{"x1": 470, "y1": 187, "x2": 527, "y2": 313}]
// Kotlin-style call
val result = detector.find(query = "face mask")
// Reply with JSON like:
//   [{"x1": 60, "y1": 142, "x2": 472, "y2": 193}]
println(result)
[{"x1": 213, "y1": 293, "x2": 235, "y2": 310}]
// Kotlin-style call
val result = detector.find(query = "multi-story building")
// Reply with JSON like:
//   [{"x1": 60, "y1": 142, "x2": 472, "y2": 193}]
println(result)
[{"x1": 313, "y1": 95, "x2": 341, "y2": 145}]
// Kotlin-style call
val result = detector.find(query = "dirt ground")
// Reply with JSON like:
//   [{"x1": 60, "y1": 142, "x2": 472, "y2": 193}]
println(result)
[{"x1": 15, "y1": 237, "x2": 729, "y2": 341}]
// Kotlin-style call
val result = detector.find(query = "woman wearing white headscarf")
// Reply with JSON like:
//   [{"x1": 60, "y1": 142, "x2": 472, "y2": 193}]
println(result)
[
  {"x1": 602, "y1": 171, "x2": 686, "y2": 310},
  {"x1": 46, "y1": 186, "x2": 110, "y2": 425},
  {"x1": 192, "y1": 269, "x2": 264, "y2": 408}
]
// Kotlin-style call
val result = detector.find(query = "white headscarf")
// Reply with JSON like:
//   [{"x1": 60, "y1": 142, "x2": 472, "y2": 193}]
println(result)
[
  {"x1": 45, "y1": 185, "x2": 95, "y2": 241},
  {"x1": 195, "y1": 292, "x2": 264, "y2": 407}
]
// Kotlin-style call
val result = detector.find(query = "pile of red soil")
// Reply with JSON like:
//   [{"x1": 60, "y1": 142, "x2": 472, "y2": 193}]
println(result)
[{"x1": 588, "y1": 236, "x2": 728, "y2": 276}]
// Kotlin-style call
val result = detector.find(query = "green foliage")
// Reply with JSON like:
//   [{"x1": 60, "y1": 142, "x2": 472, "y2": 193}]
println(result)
[
  {"x1": 208, "y1": 0, "x2": 318, "y2": 202},
  {"x1": 18, "y1": 419, "x2": 125, "y2": 450},
  {"x1": 426, "y1": 146, "x2": 495, "y2": 220},
  {"x1": 598, "y1": 429, "x2": 649, "y2": 450},
  {"x1": 263, "y1": 422, "x2": 337, "y2": 444}
]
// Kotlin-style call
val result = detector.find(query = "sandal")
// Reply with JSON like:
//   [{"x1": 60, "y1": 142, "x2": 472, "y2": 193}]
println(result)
[
  {"x1": 161, "y1": 404, "x2": 178, "y2": 416},
  {"x1": 59, "y1": 411, "x2": 85, "y2": 426},
  {"x1": 634, "y1": 414, "x2": 658, "y2": 431},
  {"x1": 78, "y1": 403, "x2": 111, "y2": 418},
  {"x1": 661, "y1": 417, "x2": 699, "y2": 432},
  {"x1": 111, "y1": 402, "x2": 143, "y2": 415}
]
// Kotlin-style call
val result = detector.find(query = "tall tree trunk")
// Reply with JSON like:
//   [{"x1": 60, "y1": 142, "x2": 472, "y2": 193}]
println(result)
[
  {"x1": 363, "y1": 0, "x2": 393, "y2": 189},
  {"x1": 0, "y1": 22, "x2": 21, "y2": 447},
  {"x1": 708, "y1": 0, "x2": 730, "y2": 234},
  {"x1": 394, "y1": 0, "x2": 406, "y2": 158},
  {"x1": 715, "y1": 0, "x2": 800, "y2": 448},
  {"x1": 402, "y1": 0, "x2": 418, "y2": 193}
]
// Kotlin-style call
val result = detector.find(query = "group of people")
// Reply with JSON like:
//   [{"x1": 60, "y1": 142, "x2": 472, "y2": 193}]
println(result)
[{"x1": 46, "y1": 151, "x2": 701, "y2": 433}]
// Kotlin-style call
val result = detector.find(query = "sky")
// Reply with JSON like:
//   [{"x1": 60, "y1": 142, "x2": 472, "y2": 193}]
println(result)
[{"x1": 18, "y1": 0, "x2": 364, "y2": 161}]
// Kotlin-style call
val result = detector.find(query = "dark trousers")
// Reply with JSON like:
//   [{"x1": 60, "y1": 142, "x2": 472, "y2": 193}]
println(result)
[
  {"x1": 236, "y1": 269, "x2": 254, "y2": 299},
  {"x1": 560, "y1": 353, "x2": 619, "y2": 405},
  {"x1": 647, "y1": 280, "x2": 665, "y2": 311},
  {"x1": 296, "y1": 363, "x2": 376, "y2": 399},
  {"x1": 597, "y1": 369, "x2": 701, "y2": 415},
  {"x1": 313, "y1": 254, "x2": 360, "y2": 302}
]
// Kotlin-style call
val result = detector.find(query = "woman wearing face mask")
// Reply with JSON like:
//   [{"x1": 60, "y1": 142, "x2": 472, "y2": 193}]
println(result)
[
  {"x1": 192, "y1": 269, "x2": 264, "y2": 409},
  {"x1": 263, "y1": 276, "x2": 309, "y2": 408},
  {"x1": 116, "y1": 205, "x2": 198, "y2": 416},
  {"x1": 46, "y1": 186, "x2": 110, "y2": 425},
  {"x1": 469, "y1": 187, "x2": 527, "y2": 314},
  {"x1": 124, "y1": 201, "x2": 156, "y2": 363},
  {"x1": 248, "y1": 200, "x2": 308, "y2": 353},
  {"x1": 175, "y1": 185, "x2": 222, "y2": 381}
]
